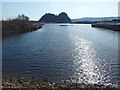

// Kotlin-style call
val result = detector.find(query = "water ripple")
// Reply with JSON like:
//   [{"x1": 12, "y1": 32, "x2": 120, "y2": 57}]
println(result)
[{"x1": 70, "y1": 35, "x2": 112, "y2": 86}]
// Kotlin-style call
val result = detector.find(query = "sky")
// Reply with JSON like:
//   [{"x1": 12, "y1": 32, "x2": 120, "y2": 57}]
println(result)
[{"x1": 1, "y1": 1, "x2": 119, "y2": 20}]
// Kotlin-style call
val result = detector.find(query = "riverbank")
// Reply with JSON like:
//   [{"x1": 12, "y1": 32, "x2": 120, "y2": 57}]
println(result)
[
  {"x1": 2, "y1": 77, "x2": 120, "y2": 90},
  {"x1": 2, "y1": 20, "x2": 44, "y2": 36},
  {"x1": 91, "y1": 23, "x2": 120, "y2": 31}
]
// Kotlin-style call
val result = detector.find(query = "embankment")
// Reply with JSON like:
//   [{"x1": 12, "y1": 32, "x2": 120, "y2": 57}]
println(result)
[
  {"x1": 2, "y1": 20, "x2": 44, "y2": 36},
  {"x1": 91, "y1": 23, "x2": 120, "y2": 31}
]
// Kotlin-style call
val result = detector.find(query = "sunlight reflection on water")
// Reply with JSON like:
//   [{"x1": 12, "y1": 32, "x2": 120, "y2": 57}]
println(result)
[{"x1": 70, "y1": 35, "x2": 112, "y2": 86}]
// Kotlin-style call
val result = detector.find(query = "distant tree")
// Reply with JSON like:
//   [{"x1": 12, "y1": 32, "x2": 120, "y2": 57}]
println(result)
[
  {"x1": 2, "y1": 14, "x2": 32, "y2": 35},
  {"x1": 17, "y1": 14, "x2": 29, "y2": 21}
]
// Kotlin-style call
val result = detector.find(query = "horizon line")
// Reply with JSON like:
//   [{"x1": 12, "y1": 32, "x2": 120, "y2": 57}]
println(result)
[{"x1": 2, "y1": 16, "x2": 118, "y2": 21}]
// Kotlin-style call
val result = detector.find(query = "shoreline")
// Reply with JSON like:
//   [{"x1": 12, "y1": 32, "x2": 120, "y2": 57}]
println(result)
[
  {"x1": 2, "y1": 77, "x2": 120, "y2": 90},
  {"x1": 2, "y1": 21, "x2": 44, "y2": 36},
  {"x1": 91, "y1": 23, "x2": 120, "y2": 31}
]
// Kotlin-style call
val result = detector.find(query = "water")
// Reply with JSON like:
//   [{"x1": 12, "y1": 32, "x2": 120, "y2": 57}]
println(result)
[{"x1": 2, "y1": 24, "x2": 119, "y2": 86}]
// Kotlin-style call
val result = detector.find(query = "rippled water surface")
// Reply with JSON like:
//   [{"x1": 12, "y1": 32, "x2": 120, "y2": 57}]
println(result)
[{"x1": 3, "y1": 24, "x2": 119, "y2": 86}]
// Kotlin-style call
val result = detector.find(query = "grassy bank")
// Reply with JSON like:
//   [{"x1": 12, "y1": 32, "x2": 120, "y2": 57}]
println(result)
[
  {"x1": 91, "y1": 23, "x2": 120, "y2": 31},
  {"x1": 2, "y1": 20, "x2": 43, "y2": 36},
  {"x1": 2, "y1": 15, "x2": 44, "y2": 36},
  {"x1": 2, "y1": 77, "x2": 120, "y2": 90}
]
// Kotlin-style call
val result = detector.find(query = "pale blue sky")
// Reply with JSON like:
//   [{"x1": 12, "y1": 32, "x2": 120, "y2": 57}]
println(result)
[{"x1": 2, "y1": 2, "x2": 118, "y2": 20}]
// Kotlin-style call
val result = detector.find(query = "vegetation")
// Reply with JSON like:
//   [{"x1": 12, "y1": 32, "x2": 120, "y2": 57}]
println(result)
[
  {"x1": 2, "y1": 14, "x2": 43, "y2": 36},
  {"x1": 91, "y1": 19, "x2": 120, "y2": 31}
]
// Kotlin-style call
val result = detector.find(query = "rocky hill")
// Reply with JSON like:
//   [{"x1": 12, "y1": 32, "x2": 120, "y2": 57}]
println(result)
[{"x1": 39, "y1": 12, "x2": 71, "y2": 23}]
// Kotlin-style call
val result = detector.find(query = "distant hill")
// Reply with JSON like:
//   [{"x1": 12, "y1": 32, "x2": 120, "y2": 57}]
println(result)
[
  {"x1": 39, "y1": 12, "x2": 71, "y2": 23},
  {"x1": 72, "y1": 17, "x2": 118, "y2": 22}
]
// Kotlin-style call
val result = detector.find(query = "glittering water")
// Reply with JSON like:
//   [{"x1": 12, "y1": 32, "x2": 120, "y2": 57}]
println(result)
[
  {"x1": 71, "y1": 36, "x2": 111, "y2": 85},
  {"x1": 3, "y1": 24, "x2": 119, "y2": 86}
]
